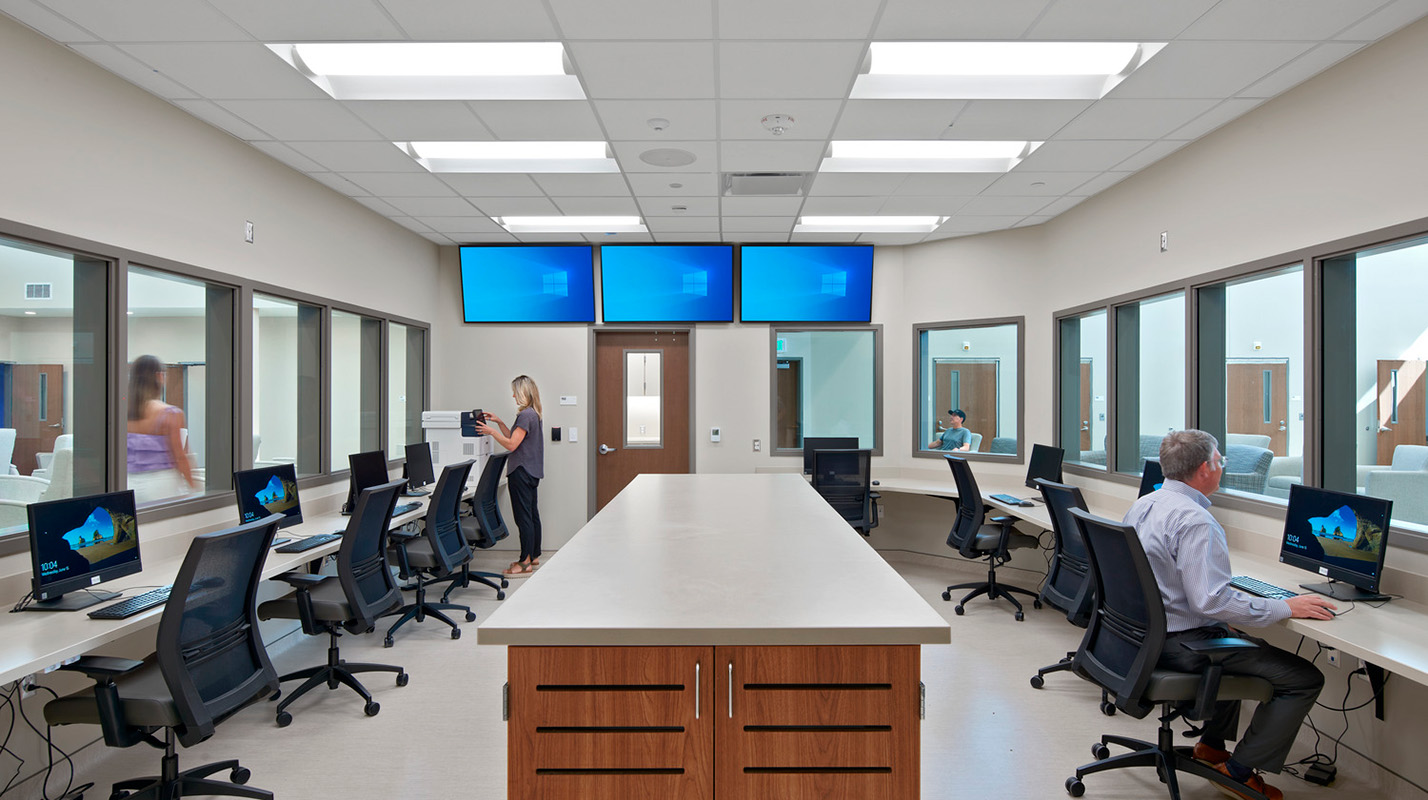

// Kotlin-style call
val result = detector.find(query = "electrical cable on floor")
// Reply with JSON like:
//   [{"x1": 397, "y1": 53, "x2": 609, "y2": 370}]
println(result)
[
  {"x1": 12, "y1": 684, "x2": 88, "y2": 800},
  {"x1": 0, "y1": 683, "x2": 26, "y2": 797}
]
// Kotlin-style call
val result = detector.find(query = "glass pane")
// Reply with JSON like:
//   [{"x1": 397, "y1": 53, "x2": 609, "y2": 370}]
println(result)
[
  {"x1": 625, "y1": 351, "x2": 662, "y2": 447},
  {"x1": 919, "y1": 323, "x2": 1019, "y2": 455},
  {"x1": 253, "y1": 294, "x2": 320, "y2": 475},
  {"x1": 127, "y1": 266, "x2": 235, "y2": 505},
  {"x1": 388, "y1": 323, "x2": 426, "y2": 455},
  {"x1": 774, "y1": 330, "x2": 876, "y2": 450},
  {"x1": 331, "y1": 309, "x2": 381, "y2": 465},
  {"x1": 0, "y1": 235, "x2": 107, "y2": 535},
  {"x1": 1114, "y1": 293, "x2": 1184, "y2": 474},
  {"x1": 1061, "y1": 310, "x2": 1107, "y2": 469},
  {"x1": 1223, "y1": 266, "x2": 1303, "y2": 500}
]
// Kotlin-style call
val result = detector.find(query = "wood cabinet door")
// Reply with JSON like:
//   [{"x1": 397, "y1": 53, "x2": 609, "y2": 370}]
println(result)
[
  {"x1": 508, "y1": 646, "x2": 714, "y2": 800},
  {"x1": 714, "y1": 645, "x2": 921, "y2": 800}
]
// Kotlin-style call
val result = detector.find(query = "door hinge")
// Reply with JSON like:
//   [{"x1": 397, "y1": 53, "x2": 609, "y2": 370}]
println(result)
[
  {"x1": 919, "y1": 681, "x2": 926, "y2": 720},
  {"x1": 503, "y1": 682, "x2": 509, "y2": 721}
]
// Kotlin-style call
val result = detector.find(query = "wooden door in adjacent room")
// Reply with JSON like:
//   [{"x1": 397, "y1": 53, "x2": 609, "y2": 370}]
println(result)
[
  {"x1": 12, "y1": 364, "x2": 64, "y2": 476},
  {"x1": 1226, "y1": 361, "x2": 1289, "y2": 454},
  {"x1": 1377, "y1": 359, "x2": 1426, "y2": 465},
  {"x1": 933, "y1": 360, "x2": 997, "y2": 451},
  {"x1": 594, "y1": 330, "x2": 691, "y2": 511}
]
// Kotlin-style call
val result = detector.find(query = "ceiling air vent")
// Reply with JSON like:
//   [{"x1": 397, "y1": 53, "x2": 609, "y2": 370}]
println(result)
[
  {"x1": 24, "y1": 283, "x2": 52, "y2": 300},
  {"x1": 722, "y1": 172, "x2": 811, "y2": 197}
]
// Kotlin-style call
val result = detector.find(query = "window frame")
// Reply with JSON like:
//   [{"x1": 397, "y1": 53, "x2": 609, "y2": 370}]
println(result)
[
  {"x1": 912, "y1": 316, "x2": 1025, "y2": 462},
  {"x1": 769, "y1": 324, "x2": 884, "y2": 458}
]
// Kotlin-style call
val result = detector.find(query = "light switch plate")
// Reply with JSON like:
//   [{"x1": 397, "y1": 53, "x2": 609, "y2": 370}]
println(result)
[
  {"x1": 753, "y1": 439, "x2": 761, "y2": 452},
  {"x1": 569, "y1": 427, "x2": 578, "y2": 443}
]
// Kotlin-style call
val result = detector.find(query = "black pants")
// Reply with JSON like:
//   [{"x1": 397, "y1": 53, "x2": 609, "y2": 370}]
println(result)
[
  {"x1": 508, "y1": 466, "x2": 542, "y2": 562},
  {"x1": 1160, "y1": 626, "x2": 1324, "y2": 773}
]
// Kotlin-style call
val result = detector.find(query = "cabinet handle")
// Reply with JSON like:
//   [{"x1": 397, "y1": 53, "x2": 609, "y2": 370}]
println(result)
[
  {"x1": 694, "y1": 662, "x2": 700, "y2": 720},
  {"x1": 727, "y1": 662, "x2": 734, "y2": 718}
]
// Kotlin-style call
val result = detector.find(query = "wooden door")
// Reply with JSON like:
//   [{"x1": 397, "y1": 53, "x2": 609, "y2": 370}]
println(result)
[
  {"x1": 508, "y1": 646, "x2": 714, "y2": 800},
  {"x1": 164, "y1": 364, "x2": 185, "y2": 412},
  {"x1": 1377, "y1": 359, "x2": 1426, "y2": 465},
  {"x1": 933, "y1": 360, "x2": 997, "y2": 450},
  {"x1": 776, "y1": 358, "x2": 802, "y2": 449},
  {"x1": 1226, "y1": 361, "x2": 1289, "y2": 454},
  {"x1": 595, "y1": 331, "x2": 691, "y2": 511},
  {"x1": 715, "y1": 645, "x2": 921, "y2": 800},
  {"x1": 12, "y1": 364, "x2": 64, "y2": 476},
  {"x1": 1080, "y1": 361, "x2": 1093, "y2": 452}
]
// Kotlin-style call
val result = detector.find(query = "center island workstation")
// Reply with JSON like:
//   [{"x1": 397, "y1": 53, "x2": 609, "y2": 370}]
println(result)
[{"x1": 479, "y1": 473, "x2": 952, "y2": 800}]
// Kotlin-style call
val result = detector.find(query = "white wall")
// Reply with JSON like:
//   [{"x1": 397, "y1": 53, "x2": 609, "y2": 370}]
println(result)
[
  {"x1": 1225, "y1": 268, "x2": 1305, "y2": 456},
  {"x1": 1354, "y1": 242, "x2": 1428, "y2": 460}
]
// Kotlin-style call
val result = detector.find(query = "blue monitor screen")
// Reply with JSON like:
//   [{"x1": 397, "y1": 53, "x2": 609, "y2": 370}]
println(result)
[
  {"x1": 739, "y1": 245, "x2": 873, "y2": 323},
  {"x1": 600, "y1": 245, "x2": 734, "y2": 322},
  {"x1": 459, "y1": 246, "x2": 595, "y2": 323}
]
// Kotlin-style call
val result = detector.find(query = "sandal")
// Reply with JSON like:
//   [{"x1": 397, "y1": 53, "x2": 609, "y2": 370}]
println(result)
[{"x1": 503, "y1": 561, "x2": 536, "y2": 577}]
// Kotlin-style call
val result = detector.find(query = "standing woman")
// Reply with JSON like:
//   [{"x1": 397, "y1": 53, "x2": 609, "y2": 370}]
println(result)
[
  {"x1": 478, "y1": 375, "x2": 544, "y2": 577},
  {"x1": 126, "y1": 355, "x2": 196, "y2": 503}
]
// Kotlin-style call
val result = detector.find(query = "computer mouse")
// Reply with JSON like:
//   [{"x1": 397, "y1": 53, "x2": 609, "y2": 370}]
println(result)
[{"x1": 1019, "y1": 500, "x2": 1034, "y2": 507}]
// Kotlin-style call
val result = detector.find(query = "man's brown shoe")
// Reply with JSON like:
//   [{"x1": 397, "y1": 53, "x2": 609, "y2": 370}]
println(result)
[
  {"x1": 1210, "y1": 761, "x2": 1283, "y2": 800},
  {"x1": 1192, "y1": 742, "x2": 1232, "y2": 765}
]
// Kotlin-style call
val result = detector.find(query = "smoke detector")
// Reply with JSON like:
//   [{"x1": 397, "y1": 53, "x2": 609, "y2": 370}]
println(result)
[
  {"x1": 761, "y1": 114, "x2": 795, "y2": 136},
  {"x1": 647, "y1": 117, "x2": 670, "y2": 132}
]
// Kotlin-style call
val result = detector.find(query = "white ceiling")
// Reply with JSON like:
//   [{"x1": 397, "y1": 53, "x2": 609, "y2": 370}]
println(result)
[{"x1": 3, "y1": 0, "x2": 1426, "y2": 246}]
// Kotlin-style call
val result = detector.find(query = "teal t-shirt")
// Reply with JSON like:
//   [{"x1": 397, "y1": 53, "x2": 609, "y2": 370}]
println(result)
[{"x1": 937, "y1": 427, "x2": 971, "y2": 450}]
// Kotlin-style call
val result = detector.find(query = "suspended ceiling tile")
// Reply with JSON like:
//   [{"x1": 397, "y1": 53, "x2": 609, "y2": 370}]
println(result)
[
  {"x1": 611, "y1": 140, "x2": 719, "y2": 172},
  {"x1": 467, "y1": 196, "x2": 562, "y2": 215},
  {"x1": 512, "y1": 232, "x2": 587, "y2": 243},
  {"x1": 452, "y1": 232, "x2": 522, "y2": 243},
  {"x1": 286, "y1": 141, "x2": 422, "y2": 172},
  {"x1": 570, "y1": 42, "x2": 716, "y2": 99},
  {"x1": 1026, "y1": 0, "x2": 1216, "y2": 39},
  {"x1": 718, "y1": 42, "x2": 865, "y2": 99},
  {"x1": 808, "y1": 172, "x2": 908, "y2": 196},
  {"x1": 250, "y1": 141, "x2": 327, "y2": 172},
  {"x1": 1015, "y1": 140, "x2": 1154, "y2": 173},
  {"x1": 982, "y1": 171, "x2": 1101, "y2": 196},
  {"x1": 719, "y1": 140, "x2": 825, "y2": 172},
  {"x1": 1014, "y1": 216, "x2": 1052, "y2": 227},
  {"x1": 800, "y1": 196, "x2": 887, "y2": 215},
  {"x1": 937, "y1": 215, "x2": 1025, "y2": 232},
  {"x1": 172, "y1": 100, "x2": 271, "y2": 140},
  {"x1": 719, "y1": 99, "x2": 841, "y2": 141},
  {"x1": 652, "y1": 232, "x2": 725, "y2": 242},
  {"x1": 470, "y1": 100, "x2": 605, "y2": 140},
  {"x1": 922, "y1": 228, "x2": 977, "y2": 242},
  {"x1": 342, "y1": 172, "x2": 459, "y2": 196},
  {"x1": 954, "y1": 196, "x2": 1054, "y2": 216},
  {"x1": 582, "y1": 231, "x2": 654, "y2": 242},
  {"x1": 1055, "y1": 99, "x2": 1219, "y2": 139},
  {"x1": 645, "y1": 216, "x2": 721, "y2": 232},
  {"x1": 626, "y1": 172, "x2": 720, "y2": 196},
  {"x1": 723, "y1": 232, "x2": 791, "y2": 242},
  {"x1": 1336, "y1": 0, "x2": 1428, "y2": 40},
  {"x1": 1180, "y1": 0, "x2": 1390, "y2": 40},
  {"x1": 384, "y1": 196, "x2": 484, "y2": 216},
  {"x1": 1107, "y1": 41, "x2": 1315, "y2": 99},
  {"x1": 343, "y1": 101, "x2": 493, "y2": 141},
  {"x1": 1167, "y1": 98, "x2": 1264, "y2": 140},
  {"x1": 1112, "y1": 139, "x2": 1192, "y2": 173},
  {"x1": 206, "y1": 0, "x2": 403, "y2": 40},
  {"x1": 1238, "y1": 43, "x2": 1368, "y2": 98},
  {"x1": 117, "y1": 43, "x2": 326, "y2": 100},
  {"x1": 877, "y1": 195, "x2": 972, "y2": 215},
  {"x1": 874, "y1": 0, "x2": 1052, "y2": 39},
  {"x1": 892, "y1": 173, "x2": 999, "y2": 196},
  {"x1": 68, "y1": 44, "x2": 197, "y2": 99},
  {"x1": 720, "y1": 216, "x2": 795, "y2": 232},
  {"x1": 216, "y1": 100, "x2": 381, "y2": 141},
  {"x1": 375, "y1": 0, "x2": 558, "y2": 39},
  {"x1": 835, "y1": 100, "x2": 968, "y2": 140},
  {"x1": 552, "y1": 196, "x2": 641, "y2": 215},
  {"x1": 717, "y1": 0, "x2": 880, "y2": 39},
  {"x1": 306, "y1": 172, "x2": 370, "y2": 196},
  {"x1": 857, "y1": 232, "x2": 928, "y2": 245},
  {"x1": 547, "y1": 0, "x2": 713, "y2": 39},
  {"x1": 531, "y1": 173, "x2": 632, "y2": 195},
  {"x1": 438, "y1": 173, "x2": 545, "y2": 197},
  {"x1": 790, "y1": 232, "x2": 861, "y2": 243},
  {"x1": 640, "y1": 196, "x2": 720, "y2": 216},
  {"x1": 720, "y1": 196, "x2": 805, "y2": 215},
  {"x1": 594, "y1": 99, "x2": 718, "y2": 141},
  {"x1": 418, "y1": 232, "x2": 457, "y2": 244},
  {"x1": 0, "y1": 0, "x2": 95, "y2": 41},
  {"x1": 944, "y1": 100, "x2": 1094, "y2": 140},
  {"x1": 37, "y1": 0, "x2": 249, "y2": 41},
  {"x1": 419, "y1": 216, "x2": 506, "y2": 233}
]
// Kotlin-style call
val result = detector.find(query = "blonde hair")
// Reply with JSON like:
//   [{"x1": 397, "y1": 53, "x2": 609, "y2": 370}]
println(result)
[{"x1": 512, "y1": 375, "x2": 542, "y2": 417}]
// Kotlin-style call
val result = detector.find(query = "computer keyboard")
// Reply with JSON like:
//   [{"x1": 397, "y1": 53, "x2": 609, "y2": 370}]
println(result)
[
  {"x1": 88, "y1": 587, "x2": 172, "y2": 619},
  {"x1": 402, "y1": 488, "x2": 429, "y2": 497},
  {"x1": 275, "y1": 533, "x2": 341, "y2": 553},
  {"x1": 990, "y1": 493, "x2": 1033, "y2": 507},
  {"x1": 1230, "y1": 575, "x2": 1298, "y2": 600},
  {"x1": 393, "y1": 502, "x2": 421, "y2": 516}
]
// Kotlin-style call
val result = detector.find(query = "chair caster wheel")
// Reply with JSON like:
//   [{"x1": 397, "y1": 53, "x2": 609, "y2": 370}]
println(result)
[
  {"x1": 496, "y1": 591, "x2": 506, "y2": 600},
  {"x1": 465, "y1": 611, "x2": 477, "y2": 622},
  {"x1": 111, "y1": 791, "x2": 131, "y2": 800},
  {"x1": 500, "y1": 579, "x2": 510, "y2": 588},
  {"x1": 396, "y1": 672, "x2": 410, "y2": 687},
  {"x1": 941, "y1": 591, "x2": 951, "y2": 601},
  {"x1": 451, "y1": 628, "x2": 462, "y2": 640},
  {"x1": 1015, "y1": 611, "x2": 1025, "y2": 621},
  {"x1": 1100, "y1": 701, "x2": 1116, "y2": 716},
  {"x1": 953, "y1": 605, "x2": 964, "y2": 616},
  {"x1": 1030, "y1": 675, "x2": 1045, "y2": 689},
  {"x1": 383, "y1": 637, "x2": 394, "y2": 648},
  {"x1": 1091, "y1": 743, "x2": 1110, "y2": 760},
  {"x1": 1033, "y1": 600, "x2": 1043, "y2": 610},
  {"x1": 231, "y1": 766, "x2": 251, "y2": 785},
  {"x1": 364, "y1": 701, "x2": 380, "y2": 717},
  {"x1": 1066, "y1": 777, "x2": 1085, "y2": 797},
  {"x1": 275, "y1": 711, "x2": 292, "y2": 728},
  {"x1": 268, "y1": 689, "x2": 281, "y2": 702}
]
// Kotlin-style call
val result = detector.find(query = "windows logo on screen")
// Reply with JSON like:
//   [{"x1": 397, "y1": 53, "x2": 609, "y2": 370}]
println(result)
[
  {"x1": 820, "y1": 270, "x2": 847, "y2": 297},
  {"x1": 542, "y1": 270, "x2": 569, "y2": 297},
  {"x1": 682, "y1": 270, "x2": 708, "y2": 297}
]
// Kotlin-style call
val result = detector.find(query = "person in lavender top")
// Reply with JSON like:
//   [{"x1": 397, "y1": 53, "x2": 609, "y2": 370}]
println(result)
[{"x1": 126, "y1": 355, "x2": 195, "y2": 503}]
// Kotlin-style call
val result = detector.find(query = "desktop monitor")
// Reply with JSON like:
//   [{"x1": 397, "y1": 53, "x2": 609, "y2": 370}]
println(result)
[
  {"x1": 1279, "y1": 484, "x2": 1393, "y2": 601},
  {"x1": 1138, "y1": 459, "x2": 1165, "y2": 497},
  {"x1": 233, "y1": 463, "x2": 302, "y2": 529},
  {"x1": 802, "y1": 436, "x2": 859, "y2": 475},
  {"x1": 1024, "y1": 444, "x2": 1064, "y2": 489},
  {"x1": 812, "y1": 449, "x2": 868, "y2": 488},
  {"x1": 404, "y1": 442, "x2": 436, "y2": 490},
  {"x1": 600, "y1": 245, "x2": 734, "y2": 323},
  {"x1": 345, "y1": 450, "x2": 390, "y2": 514},
  {"x1": 27, "y1": 490, "x2": 141, "y2": 610}
]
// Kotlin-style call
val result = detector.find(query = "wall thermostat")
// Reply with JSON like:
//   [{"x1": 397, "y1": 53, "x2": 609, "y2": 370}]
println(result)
[{"x1": 710, "y1": 427, "x2": 721, "y2": 442}]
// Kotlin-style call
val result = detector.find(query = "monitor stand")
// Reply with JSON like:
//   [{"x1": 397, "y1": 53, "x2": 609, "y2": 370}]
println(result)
[
  {"x1": 401, "y1": 488, "x2": 430, "y2": 497},
  {"x1": 24, "y1": 589, "x2": 120, "y2": 612},
  {"x1": 1300, "y1": 582, "x2": 1389, "y2": 602}
]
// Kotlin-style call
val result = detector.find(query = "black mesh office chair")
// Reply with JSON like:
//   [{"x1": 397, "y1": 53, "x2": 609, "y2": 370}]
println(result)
[
  {"x1": 44, "y1": 517, "x2": 282, "y2": 800},
  {"x1": 811, "y1": 448, "x2": 878, "y2": 536},
  {"x1": 443, "y1": 452, "x2": 511, "y2": 603},
  {"x1": 941, "y1": 455, "x2": 1041, "y2": 620},
  {"x1": 1029, "y1": 478, "x2": 1101, "y2": 698},
  {"x1": 1064, "y1": 508, "x2": 1273, "y2": 800},
  {"x1": 384, "y1": 460, "x2": 477, "y2": 646},
  {"x1": 258, "y1": 479, "x2": 409, "y2": 725}
]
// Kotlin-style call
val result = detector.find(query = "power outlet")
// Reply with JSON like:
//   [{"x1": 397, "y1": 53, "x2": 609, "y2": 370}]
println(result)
[
  {"x1": 752, "y1": 439, "x2": 761, "y2": 452},
  {"x1": 1325, "y1": 648, "x2": 1340, "y2": 668},
  {"x1": 1159, "y1": 230, "x2": 1169, "y2": 252},
  {"x1": 19, "y1": 674, "x2": 37, "y2": 698}
]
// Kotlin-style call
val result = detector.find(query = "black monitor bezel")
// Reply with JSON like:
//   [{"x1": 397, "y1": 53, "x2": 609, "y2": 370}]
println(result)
[
  {"x1": 403, "y1": 442, "x2": 436, "y2": 489},
  {"x1": 28, "y1": 490, "x2": 141, "y2": 602},
  {"x1": 1138, "y1": 459, "x2": 1165, "y2": 497},
  {"x1": 599, "y1": 244, "x2": 736, "y2": 323},
  {"x1": 802, "y1": 436, "x2": 860, "y2": 475},
  {"x1": 346, "y1": 450, "x2": 389, "y2": 513},
  {"x1": 1024, "y1": 443, "x2": 1064, "y2": 489},
  {"x1": 738, "y1": 244, "x2": 874, "y2": 324},
  {"x1": 1279, "y1": 483, "x2": 1393, "y2": 595},
  {"x1": 232, "y1": 462, "x2": 303, "y2": 530}
]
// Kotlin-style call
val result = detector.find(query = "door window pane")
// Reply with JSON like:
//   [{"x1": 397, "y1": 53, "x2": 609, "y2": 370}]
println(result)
[
  {"x1": 127, "y1": 266, "x2": 234, "y2": 505},
  {"x1": 918, "y1": 322, "x2": 1020, "y2": 456},
  {"x1": 1115, "y1": 292, "x2": 1185, "y2": 474},
  {"x1": 625, "y1": 351, "x2": 662, "y2": 447},
  {"x1": 253, "y1": 294, "x2": 320, "y2": 475},
  {"x1": 0, "y1": 235, "x2": 107, "y2": 534},
  {"x1": 773, "y1": 330, "x2": 878, "y2": 452},
  {"x1": 1059, "y1": 310, "x2": 1107, "y2": 469},
  {"x1": 331, "y1": 309, "x2": 381, "y2": 465}
]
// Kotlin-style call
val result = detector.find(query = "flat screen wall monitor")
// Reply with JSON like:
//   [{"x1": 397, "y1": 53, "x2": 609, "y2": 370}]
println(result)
[
  {"x1": 233, "y1": 463, "x2": 303, "y2": 530},
  {"x1": 1024, "y1": 444, "x2": 1065, "y2": 489},
  {"x1": 404, "y1": 442, "x2": 437, "y2": 493},
  {"x1": 802, "y1": 436, "x2": 859, "y2": 475},
  {"x1": 26, "y1": 490, "x2": 141, "y2": 611},
  {"x1": 1280, "y1": 483, "x2": 1393, "y2": 602},
  {"x1": 1138, "y1": 459, "x2": 1165, "y2": 497},
  {"x1": 344, "y1": 450, "x2": 390, "y2": 515},
  {"x1": 739, "y1": 245, "x2": 874, "y2": 323},
  {"x1": 458, "y1": 245, "x2": 595, "y2": 323},
  {"x1": 599, "y1": 244, "x2": 735, "y2": 323}
]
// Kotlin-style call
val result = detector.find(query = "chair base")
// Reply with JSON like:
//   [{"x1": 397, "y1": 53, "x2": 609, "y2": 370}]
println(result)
[
  {"x1": 1068, "y1": 706, "x2": 1267, "y2": 800},
  {"x1": 943, "y1": 564, "x2": 1041, "y2": 621},
  {"x1": 439, "y1": 563, "x2": 508, "y2": 603},
  {"x1": 272, "y1": 631, "x2": 406, "y2": 724},
  {"x1": 383, "y1": 578, "x2": 475, "y2": 646},
  {"x1": 110, "y1": 733, "x2": 270, "y2": 800},
  {"x1": 1031, "y1": 653, "x2": 1114, "y2": 715}
]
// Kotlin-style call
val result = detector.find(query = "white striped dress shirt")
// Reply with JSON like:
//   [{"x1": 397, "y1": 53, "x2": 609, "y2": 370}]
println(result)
[{"x1": 1123, "y1": 479, "x2": 1290, "y2": 633}]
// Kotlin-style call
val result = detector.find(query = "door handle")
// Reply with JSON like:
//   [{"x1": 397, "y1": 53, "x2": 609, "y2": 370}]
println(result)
[
  {"x1": 1080, "y1": 421, "x2": 1090, "y2": 431},
  {"x1": 1379, "y1": 426, "x2": 1393, "y2": 433},
  {"x1": 598, "y1": 444, "x2": 617, "y2": 455},
  {"x1": 47, "y1": 423, "x2": 62, "y2": 429}
]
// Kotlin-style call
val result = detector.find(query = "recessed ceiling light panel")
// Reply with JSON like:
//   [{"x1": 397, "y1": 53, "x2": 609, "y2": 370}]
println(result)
[
  {"x1": 795, "y1": 215, "x2": 947, "y2": 233},
  {"x1": 820, "y1": 140, "x2": 1040, "y2": 173},
  {"x1": 399, "y1": 141, "x2": 619, "y2": 173},
  {"x1": 268, "y1": 42, "x2": 584, "y2": 100},
  {"x1": 854, "y1": 42, "x2": 1166, "y2": 99},
  {"x1": 495, "y1": 216, "x2": 647, "y2": 233}
]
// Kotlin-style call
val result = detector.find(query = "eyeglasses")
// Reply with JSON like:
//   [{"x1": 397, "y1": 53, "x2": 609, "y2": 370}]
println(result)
[{"x1": 1211, "y1": 455, "x2": 1228, "y2": 470}]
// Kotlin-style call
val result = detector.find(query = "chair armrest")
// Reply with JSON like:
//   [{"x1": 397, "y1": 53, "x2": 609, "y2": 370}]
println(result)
[
  {"x1": 1180, "y1": 638, "x2": 1259, "y2": 720},
  {"x1": 389, "y1": 528, "x2": 419, "y2": 542},
  {"x1": 60, "y1": 656, "x2": 144, "y2": 682},
  {"x1": 1180, "y1": 637, "x2": 1257, "y2": 660},
  {"x1": 989, "y1": 515, "x2": 1016, "y2": 524},
  {"x1": 271, "y1": 572, "x2": 328, "y2": 589}
]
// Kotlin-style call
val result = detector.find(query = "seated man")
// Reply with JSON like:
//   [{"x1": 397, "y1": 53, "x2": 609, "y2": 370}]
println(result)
[
  {"x1": 928, "y1": 408, "x2": 972, "y2": 451},
  {"x1": 1123, "y1": 429, "x2": 1335, "y2": 800}
]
